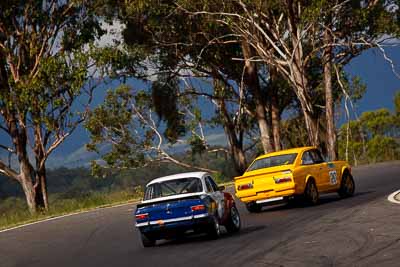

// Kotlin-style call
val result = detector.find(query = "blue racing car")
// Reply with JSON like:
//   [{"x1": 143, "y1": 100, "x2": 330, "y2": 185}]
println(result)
[{"x1": 135, "y1": 172, "x2": 241, "y2": 247}]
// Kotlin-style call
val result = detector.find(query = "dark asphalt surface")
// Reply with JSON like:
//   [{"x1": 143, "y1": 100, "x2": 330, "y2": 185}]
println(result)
[{"x1": 1, "y1": 162, "x2": 399, "y2": 267}]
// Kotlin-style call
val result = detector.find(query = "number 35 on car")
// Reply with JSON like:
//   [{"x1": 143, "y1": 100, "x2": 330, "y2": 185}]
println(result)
[{"x1": 235, "y1": 147, "x2": 355, "y2": 213}]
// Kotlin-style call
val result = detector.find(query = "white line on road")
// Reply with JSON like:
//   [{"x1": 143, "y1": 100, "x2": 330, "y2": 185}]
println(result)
[
  {"x1": 387, "y1": 190, "x2": 400, "y2": 204},
  {"x1": 0, "y1": 200, "x2": 139, "y2": 234}
]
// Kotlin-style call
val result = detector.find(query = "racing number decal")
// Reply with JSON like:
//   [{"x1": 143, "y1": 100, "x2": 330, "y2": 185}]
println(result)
[{"x1": 329, "y1": 170, "x2": 337, "y2": 185}]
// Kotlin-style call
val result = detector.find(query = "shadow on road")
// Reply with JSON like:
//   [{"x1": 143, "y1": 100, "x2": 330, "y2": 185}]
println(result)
[
  {"x1": 259, "y1": 190, "x2": 376, "y2": 213},
  {"x1": 156, "y1": 225, "x2": 266, "y2": 247},
  {"x1": 140, "y1": 190, "x2": 383, "y2": 248}
]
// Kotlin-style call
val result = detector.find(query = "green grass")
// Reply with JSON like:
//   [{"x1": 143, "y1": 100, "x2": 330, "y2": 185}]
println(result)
[{"x1": 0, "y1": 189, "x2": 143, "y2": 231}]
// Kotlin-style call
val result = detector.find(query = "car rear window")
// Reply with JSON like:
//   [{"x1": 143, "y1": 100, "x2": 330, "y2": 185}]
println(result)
[
  {"x1": 247, "y1": 153, "x2": 298, "y2": 172},
  {"x1": 144, "y1": 177, "x2": 203, "y2": 200}
]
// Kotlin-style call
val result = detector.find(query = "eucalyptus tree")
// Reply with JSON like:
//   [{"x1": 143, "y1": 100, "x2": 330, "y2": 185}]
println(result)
[
  {"x1": 94, "y1": 0, "x2": 273, "y2": 174},
  {"x1": 177, "y1": 0, "x2": 400, "y2": 160},
  {"x1": 0, "y1": 1, "x2": 107, "y2": 213}
]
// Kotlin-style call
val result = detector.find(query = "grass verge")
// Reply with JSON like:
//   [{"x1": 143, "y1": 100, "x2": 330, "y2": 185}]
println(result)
[{"x1": 0, "y1": 189, "x2": 143, "y2": 231}]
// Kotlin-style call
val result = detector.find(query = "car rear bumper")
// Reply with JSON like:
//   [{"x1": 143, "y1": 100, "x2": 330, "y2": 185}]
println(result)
[
  {"x1": 238, "y1": 188, "x2": 296, "y2": 204},
  {"x1": 136, "y1": 213, "x2": 212, "y2": 238}
]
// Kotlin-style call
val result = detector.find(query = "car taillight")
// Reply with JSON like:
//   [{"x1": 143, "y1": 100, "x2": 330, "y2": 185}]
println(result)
[
  {"x1": 135, "y1": 213, "x2": 149, "y2": 220},
  {"x1": 237, "y1": 183, "x2": 253, "y2": 190},
  {"x1": 191, "y1": 205, "x2": 206, "y2": 211},
  {"x1": 274, "y1": 177, "x2": 292, "y2": 184}
]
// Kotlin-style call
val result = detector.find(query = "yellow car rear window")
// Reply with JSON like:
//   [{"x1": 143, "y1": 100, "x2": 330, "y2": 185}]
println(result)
[{"x1": 247, "y1": 153, "x2": 298, "y2": 172}]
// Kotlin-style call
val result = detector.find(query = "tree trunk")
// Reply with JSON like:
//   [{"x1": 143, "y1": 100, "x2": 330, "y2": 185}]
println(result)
[
  {"x1": 323, "y1": 29, "x2": 337, "y2": 161},
  {"x1": 35, "y1": 167, "x2": 49, "y2": 211},
  {"x1": 215, "y1": 85, "x2": 247, "y2": 175},
  {"x1": 241, "y1": 41, "x2": 274, "y2": 153},
  {"x1": 271, "y1": 94, "x2": 281, "y2": 150},
  {"x1": 285, "y1": 3, "x2": 319, "y2": 147},
  {"x1": 223, "y1": 125, "x2": 247, "y2": 175},
  {"x1": 291, "y1": 57, "x2": 319, "y2": 147},
  {"x1": 231, "y1": 142, "x2": 247, "y2": 175},
  {"x1": 19, "y1": 160, "x2": 37, "y2": 214}
]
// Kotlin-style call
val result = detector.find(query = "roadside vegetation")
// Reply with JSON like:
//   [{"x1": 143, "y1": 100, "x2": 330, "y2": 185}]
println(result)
[{"x1": 1, "y1": 1, "x2": 400, "y2": 229}]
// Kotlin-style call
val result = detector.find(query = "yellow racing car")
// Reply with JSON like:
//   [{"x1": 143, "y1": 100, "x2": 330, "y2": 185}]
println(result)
[{"x1": 235, "y1": 147, "x2": 355, "y2": 212}]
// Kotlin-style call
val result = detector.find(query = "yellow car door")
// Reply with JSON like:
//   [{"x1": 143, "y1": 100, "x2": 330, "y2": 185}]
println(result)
[
  {"x1": 326, "y1": 162, "x2": 340, "y2": 190},
  {"x1": 300, "y1": 150, "x2": 324, "y2": 190},
  {"x1": 309, "y1": 149, "x2": 331, "y2": 192}
]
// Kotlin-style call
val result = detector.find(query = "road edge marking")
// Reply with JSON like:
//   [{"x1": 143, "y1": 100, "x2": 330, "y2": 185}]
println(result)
[
  {"x1": 387, "y1": 190, "x2": 400, "y2": 204},
  {"x1": 0, "y1": 200, "x2": 140, "y2": 234}
]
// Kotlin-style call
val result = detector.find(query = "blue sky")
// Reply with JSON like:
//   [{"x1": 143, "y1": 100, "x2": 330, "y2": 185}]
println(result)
[{"x1": 345, "y1": 47, "x2": 399, "y2": 113}]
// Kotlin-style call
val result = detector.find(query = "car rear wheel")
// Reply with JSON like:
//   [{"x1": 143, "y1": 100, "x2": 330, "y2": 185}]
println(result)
[
  {"x1": 207, "y1": 215, "x2": 221, "y2": 239},
  {"x1": 140, "y1": 233, "x2": 156, "y2": 247},
  {"x1": 245, "y1": 202, "x2": 262, "y2": 213},
  {"x1": 225, "y1": 205, "x2": 241, "y2": 233},
  {"x1": 304, "y1": 179, "x2": 319, "y2": 205},
  {"x1": 338, "y1": 172, "x2": 355, "y2": 198}
]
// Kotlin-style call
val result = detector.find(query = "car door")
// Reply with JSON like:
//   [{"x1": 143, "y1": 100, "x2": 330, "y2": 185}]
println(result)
[
  {"x1": 311, "y1": 149, "x2": 339, "y2": 191},
  {"x1": 301, "y1": 150, "x2": 324, "y2": 190},
  {"x1": 308, "y1": 149, "x2": 331, "y2": 192},
  {"x1": 205, "y1": 176, "x2": 225, "y2": 220}
]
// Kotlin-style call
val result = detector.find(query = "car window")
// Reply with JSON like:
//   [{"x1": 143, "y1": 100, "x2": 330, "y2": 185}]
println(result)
[
  {"x1": 144, "y1": 177, "x2": 203, "y2": 200},
  {"x1": 205, "y1": 177, "x2": 214, "y2": 192},
  {"x1": 207, "y1": 176, "x2": 219, "y2": 191},
  {"x1": 247, "y1": 153, "x2": 298, "y2": 171},
  {"x1": 310, "y1": 149, "x2": 324, "y2": 164},
  {"x1": 301, "y1": 151, "x2": 314, "y2": 165}
]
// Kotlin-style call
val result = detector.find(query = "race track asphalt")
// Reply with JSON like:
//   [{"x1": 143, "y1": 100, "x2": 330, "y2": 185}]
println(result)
[{"x1": 1, "y1": 161, "x2": 399, "y2": 267}]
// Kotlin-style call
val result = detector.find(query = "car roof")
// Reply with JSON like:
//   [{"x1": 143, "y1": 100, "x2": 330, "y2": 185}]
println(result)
[
  {"x1": 255, "y1": 146, "x2": 316, "y2": 160},
  {"x1": 146, "y1": 171, "x2": 208, "y2": 186}
]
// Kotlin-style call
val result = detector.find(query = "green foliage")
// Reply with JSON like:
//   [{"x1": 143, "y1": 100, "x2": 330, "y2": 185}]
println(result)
[
  {"x1": 85, "y1": 83, "x2": 216, "y2": 172},
  {"x1": 360, "y1": 108, "x2": 396, "y2": 136},
  {"x1": 338, "y1": 102, "x2": 400, "y2": 165},
  {"x1": 86, "y1": 85, "x2": 148, "y2": 170},
  {"x1": 189, "y1": 135, "x2": 207, "y2": 156},
  {"x1": 0, "y1": 0, "x2": 116, "y2": 212},
  {"x1": 395, "y1": 91, "x2": 400, "y2": 115},
  {"x1": 151, "y1": 76, "x2": 186, "y2": 142}
]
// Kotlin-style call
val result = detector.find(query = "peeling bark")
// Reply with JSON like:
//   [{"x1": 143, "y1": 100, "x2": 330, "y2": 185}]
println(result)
[
  {"x1": 241, "y1": 41, "x2": 274, "y2": 153},
  {"x1": 323, "y1": 28, "x2": 337, "y2": 161},
  {"x1": 215, "y1": 84, "x2": 247, "y2": 175},
  {"x1": 271, "y1": 94, "x2": 281, "y2": 151}
]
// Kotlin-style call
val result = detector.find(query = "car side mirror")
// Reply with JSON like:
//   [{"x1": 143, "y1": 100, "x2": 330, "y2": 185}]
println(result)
[{"x1": 218, "y1": 185, "x2": 225, "y2": 191}]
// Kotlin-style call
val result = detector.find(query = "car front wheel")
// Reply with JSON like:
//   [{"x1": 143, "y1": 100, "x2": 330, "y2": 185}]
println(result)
[{"x1": 338, "y1": 172, "x2": 355, "y2": 198}]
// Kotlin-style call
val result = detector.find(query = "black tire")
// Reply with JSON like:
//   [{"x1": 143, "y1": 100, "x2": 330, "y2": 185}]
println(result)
[
  {"x1": 207, "y1": 215, "x2": 221, "y2": 239},
  {"x1": 140, "y1": 233, "x2": 156, "y2": 247},
  {"x1": 225, "y1": 205, "x2": 241, "y2": 233},
  {"x1": 245, "y1": 202, "x2": 262, "y2": 213},
  {"x1": 304, "y1": 179, "x2": 319, "y2": 205},
  {"x1": 338, "y1": 172, "x2": 355, "y2": 198}
]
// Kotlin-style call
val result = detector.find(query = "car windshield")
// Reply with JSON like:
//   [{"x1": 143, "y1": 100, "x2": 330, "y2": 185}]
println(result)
[
  {"x1": 247, "y1": 153, "x2": 298, "y2": 172},
  {"x1": 144, "y1": 177, "x2": 203, "y2": 200}
]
